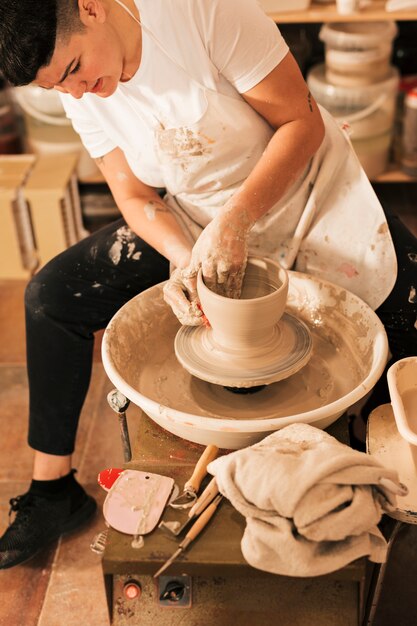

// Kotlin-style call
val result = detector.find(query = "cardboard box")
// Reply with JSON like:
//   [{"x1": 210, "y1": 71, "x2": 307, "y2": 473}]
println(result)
[
  {"x1": 0, "y1": 155, "x2": 37, "y2": 279},
  {"x1": 0, "y1": 153, "x2": 89, "y2": 279},
  {"x1": 24, "y1": 153, "x2": 89, "y2": 268}
]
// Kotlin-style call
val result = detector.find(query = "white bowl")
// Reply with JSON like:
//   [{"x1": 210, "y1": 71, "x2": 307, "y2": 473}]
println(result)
[
  {"x1": 14, "y1": 85, "x2": 65, "y2": 116},
  {"x1": 388, "y1": 357, "x2": 417, "y2": 446},
  {"x1": 102, "y1": 271, "x2": 388, "y2": 449}
]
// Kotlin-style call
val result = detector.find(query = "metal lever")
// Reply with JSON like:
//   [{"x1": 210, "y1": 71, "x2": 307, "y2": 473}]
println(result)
[{"x1": 107, "y1": 389, "x2": 132, "y2": 462}]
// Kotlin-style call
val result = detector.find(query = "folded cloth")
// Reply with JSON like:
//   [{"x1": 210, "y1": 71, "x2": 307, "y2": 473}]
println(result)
[{"x1": 207, "y1": 423, "x2": 405, "y2": 577}]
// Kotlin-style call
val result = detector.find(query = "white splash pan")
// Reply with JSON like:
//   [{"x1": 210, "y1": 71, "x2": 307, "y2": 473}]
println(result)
[
  {"x1": 387, "y1": 357, "x2": 417, "y2": 446},
  {"x1": 102, "y1": 271, "x2": 388, "y2": 449}
]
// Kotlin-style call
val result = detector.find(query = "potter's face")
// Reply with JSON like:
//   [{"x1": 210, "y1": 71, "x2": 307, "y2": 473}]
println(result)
[{"x1": 35, "y1": 25, "x2": 125, "y2": 99}]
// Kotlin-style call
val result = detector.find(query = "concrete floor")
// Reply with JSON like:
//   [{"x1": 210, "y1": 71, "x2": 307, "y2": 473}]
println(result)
[
  {"x1": 0, "y1": 183, "x2": 416, "y2": 625},
  {"x1": 0, "y1": 281, "x2": 116, "y2": 626}
]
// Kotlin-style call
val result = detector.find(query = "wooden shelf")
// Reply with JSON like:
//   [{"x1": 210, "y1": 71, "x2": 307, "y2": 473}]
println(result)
[
  {"x1": 268, "y1": 1, "x2": 417, "y2": 23},
  {"x1": 265, "y1": 2, "x2": 417, "y2": 185}
]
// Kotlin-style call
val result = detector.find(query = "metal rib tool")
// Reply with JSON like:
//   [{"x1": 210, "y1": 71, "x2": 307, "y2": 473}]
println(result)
[
  {"x1": 169, "y1": 444, "x2": 219, "y2": 509},
  {"x1": 153, "y1": 494, "x2": 223, "y2": 578},
  {"x1": 159, "y1": 477, "x2": 219, "y2": 536}
]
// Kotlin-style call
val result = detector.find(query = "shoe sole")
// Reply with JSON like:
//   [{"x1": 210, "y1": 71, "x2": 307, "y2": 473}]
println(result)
[{"x1": 0, "y1": 496, "x2": 97, "y2": 570}]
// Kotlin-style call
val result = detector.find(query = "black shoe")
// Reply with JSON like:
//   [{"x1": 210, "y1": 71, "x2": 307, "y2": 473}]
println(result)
[{"x1": 0, "y1": 487, "x2": 96, "y2": 569}]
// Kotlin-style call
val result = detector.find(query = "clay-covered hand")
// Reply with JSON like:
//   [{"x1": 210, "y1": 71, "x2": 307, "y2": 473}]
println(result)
[
  {"x1": 163, "y1": 268, "x2": 204, "y2": 326},
  {"x1": 184, "y1": 208, "x2": 254, "y2": 298}
]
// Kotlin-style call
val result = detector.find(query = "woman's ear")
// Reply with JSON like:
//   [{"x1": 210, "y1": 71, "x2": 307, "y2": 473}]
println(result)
[{"x1": 78, "y1": 0, "x2": 107, "y2": 26}]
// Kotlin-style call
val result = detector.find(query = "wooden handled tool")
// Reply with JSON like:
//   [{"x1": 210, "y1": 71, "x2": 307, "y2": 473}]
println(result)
[
  {"x1": 154, "y1": 493, "x2": 223, "y2": 578},
  {"x1": 169, "y1": 444, "x2": 219, "y2": 509},
  {"x1": 159, "y1": 477, "x2": 219, "y2": 536}
]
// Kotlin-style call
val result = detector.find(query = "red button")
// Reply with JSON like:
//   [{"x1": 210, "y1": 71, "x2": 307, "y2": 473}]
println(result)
[{"x1": 123, "y1": 581, "x2": 141, "y2": 600}]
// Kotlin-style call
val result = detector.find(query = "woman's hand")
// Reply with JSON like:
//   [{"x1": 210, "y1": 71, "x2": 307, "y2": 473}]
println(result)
[
  {"x1": 163, "y1": 206, "x2": 254, "y2": 325},
  {"x1": 184, "y1": 207, "x2": 254, "y2": 298},
  {"x1": 163, "y1": 268, "x2": 204, "y2": 326}
]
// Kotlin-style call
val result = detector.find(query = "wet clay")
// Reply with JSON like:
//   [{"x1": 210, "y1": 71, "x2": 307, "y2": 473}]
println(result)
[
  {"x1": 174, "y1": 312, "x2": 312, "y2": 388},
  {"x1": 141, "y1": 312, "x2": 361, "y2": 419},
  {"x1": 103, "y1": 273, "x2": 382, "y2": 426},
  {"x1": 174, "y1": 257, "x2": 310, "y2": 387},
  {"x1": 195, "y1": 257, "x2": 289, "y2": 352}
]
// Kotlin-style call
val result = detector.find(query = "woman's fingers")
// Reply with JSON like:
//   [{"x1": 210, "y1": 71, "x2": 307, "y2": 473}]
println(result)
[
  {"x1": 225, "y1": 268, "x2": 245, "y2": 298},
  {"x1": 199, "y1": 258, "x2": 246, "y2": 298},
  {"x1": 163, "y1": 271, "x2": 203, "y2": 326},
  {"x1": 201, "y1": 258, "x2": 217, "y2": 292}
]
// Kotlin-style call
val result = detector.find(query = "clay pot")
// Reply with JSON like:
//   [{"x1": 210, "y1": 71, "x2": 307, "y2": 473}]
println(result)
[{"x1": 197, "y1": 256, "x2": 288, "y2": 352}]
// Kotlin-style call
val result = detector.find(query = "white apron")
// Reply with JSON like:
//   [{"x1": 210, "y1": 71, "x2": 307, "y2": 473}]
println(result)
[{"x1": 138, "y1": 14, "x2": 398, "y2": 310}]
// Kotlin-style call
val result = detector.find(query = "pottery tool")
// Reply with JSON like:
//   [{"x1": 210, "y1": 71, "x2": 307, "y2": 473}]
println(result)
[
  {"x1": 160, "y1": 477, "x2": 219, "y2": 536},
  {"x1": 169, "y1": 444, "x2": 219, "y2": 509},
  {"x1": 107, "y1": 389, "x2": 132, "y2": 462},
  {"x1": 91, "y1": 469, "x2": 125, "y2": 556},
  {"x1": 103, "y1": 469, "x2": 175, "y2": 549},
  {"x1": 90, "y1": 529, "x2": 109, "y2": 555},
  {"x1": 98, "y1": 466, "x2": 180, "y2": 501},
  {"x1": 97, "y1": 467, "x2": 123, "y2": 491},
  {"x1": 154, "y1": 493, "x2": 223, "y2": 577}
]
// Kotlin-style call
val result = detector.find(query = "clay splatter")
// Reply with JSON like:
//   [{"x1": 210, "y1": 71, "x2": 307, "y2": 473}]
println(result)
[
  {"x1": 337, "y1": 263, "x2": 359, "y2": 279},
  {"x1": 409, "y1": 286, "x2": 417, "y2": 304},
  {"x1": 126, "y1": 243, "x2": 135, "y2": 259},
  {"x1": 157, "y1": 127, "x2": 213, "y2": 158},
  {"x1": 143, "y1": 201, "x2": 168, "y2": 221},
  {"x1": 90, "y1": 245, "x2": 98, "y2": 261},
  {"x1": 144, "y1": 202, "x2": 156, "y2": 221},
  {"x1": 116, "y1": 171, "x2": 128, "y2": 182},
  {"x1": 408, "y1": 253, "x2": 417, "y2": 263},
  {"x1": 108, "y1": 226, "x2": 141, "y2": 265}
]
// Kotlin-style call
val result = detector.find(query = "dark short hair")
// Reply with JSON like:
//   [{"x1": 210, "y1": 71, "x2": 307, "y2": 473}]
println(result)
[{"x1": 0, "y1": 0, "x2": 83, "y2": 86}]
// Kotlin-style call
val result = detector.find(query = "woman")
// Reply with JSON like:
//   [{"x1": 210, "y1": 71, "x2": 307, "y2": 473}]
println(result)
[{"x1": 0, "y1": 0, "x2": 414, "y2": 569}]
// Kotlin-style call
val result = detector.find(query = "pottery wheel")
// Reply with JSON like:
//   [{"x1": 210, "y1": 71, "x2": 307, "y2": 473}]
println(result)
[
  {"x1": 175, "y1": 313, "x2": 312, "y2": 388},
  {"x1": 102, "y1": 273, "x2": 388, "y2": 448}
]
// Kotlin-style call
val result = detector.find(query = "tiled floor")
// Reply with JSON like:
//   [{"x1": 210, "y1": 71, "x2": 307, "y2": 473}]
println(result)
[{"x1": 0, "y1": 184, "x2": 416, "y2": 625}]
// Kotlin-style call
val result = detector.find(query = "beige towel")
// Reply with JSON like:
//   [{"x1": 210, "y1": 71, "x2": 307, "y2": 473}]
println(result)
[{"x1": 207, "y1": 423, "x2": 405, "y2": 577}]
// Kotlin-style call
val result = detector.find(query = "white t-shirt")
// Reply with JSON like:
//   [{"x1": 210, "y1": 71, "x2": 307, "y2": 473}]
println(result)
[
  {"x1": 61, "y1": 0, "x2": 397, "y2": 309},
  {"x1": 61, "y1": 0, "x2": 288, "y2": 188}
]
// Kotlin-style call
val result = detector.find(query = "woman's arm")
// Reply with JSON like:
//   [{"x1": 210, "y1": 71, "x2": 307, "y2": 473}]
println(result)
[
  {"x1": 235, "y1": 51, "x2": 324, "y2": 221},
  {"x1": 95, "y1": 147, "x2": 192, "y2": 269},
  {"x1": 95, "y1": 147, "x2": 204, "y2": 325},
  {"x1": 185, "y1": 52, "x2": 325, "y2": 298}
]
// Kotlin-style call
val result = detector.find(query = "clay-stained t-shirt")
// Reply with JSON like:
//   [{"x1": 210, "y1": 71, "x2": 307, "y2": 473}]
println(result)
[
  {"x1": 60, "y1": 0, "x2": 289, "y2": 187},
  {"x1": 60, "y1": 0, "x2": 397, "y2": 309}
]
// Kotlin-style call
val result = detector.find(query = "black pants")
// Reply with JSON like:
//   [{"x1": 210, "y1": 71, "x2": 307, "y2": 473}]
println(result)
[
  {"x1": 25, "y1": 215, "x2": 417, "y2": 456},
  {"x1": 26, "y1": 219, "x2": 169, "y2": 455}
]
